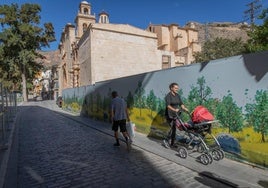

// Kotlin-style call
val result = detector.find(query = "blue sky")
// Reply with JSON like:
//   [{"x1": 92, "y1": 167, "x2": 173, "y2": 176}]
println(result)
[{"x1": 1, "y1": 0, "x2": 268, "y2": 51}]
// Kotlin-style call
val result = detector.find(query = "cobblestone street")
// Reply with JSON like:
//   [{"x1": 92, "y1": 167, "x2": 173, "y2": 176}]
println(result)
[{"x1": 3, "y1": 100, "x2": 268, "y2": 188}]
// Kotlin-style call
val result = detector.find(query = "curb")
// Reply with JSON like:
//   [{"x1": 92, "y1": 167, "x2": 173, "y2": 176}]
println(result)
[{"x1": 0, "y1": 113, "x2": 18, "y2": 188}]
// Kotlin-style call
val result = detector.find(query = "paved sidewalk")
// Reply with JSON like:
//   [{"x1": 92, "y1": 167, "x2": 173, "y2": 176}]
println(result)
[
  {"x1": 1, "y1": 100, "x2": 268, "y2": 188},
  {"x1": 51, "y1": 106, "x2": 268, "y2": 188},
  {"x1": 28, "y1": 101, "x2": 268, "y2": 187},
  {"x1": 61, "y1": 109, "x2": 268, "y2": 188}
]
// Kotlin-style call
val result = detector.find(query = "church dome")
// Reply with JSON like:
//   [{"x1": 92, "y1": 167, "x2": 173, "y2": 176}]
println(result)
[{"x1": 81, "y1": 1, "x2": 89, "y2": 4}]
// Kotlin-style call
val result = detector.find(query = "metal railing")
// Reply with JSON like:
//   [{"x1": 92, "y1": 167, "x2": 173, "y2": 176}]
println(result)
[{"x1": 0, "y1": 83, "x2": 20, "y2": 151}]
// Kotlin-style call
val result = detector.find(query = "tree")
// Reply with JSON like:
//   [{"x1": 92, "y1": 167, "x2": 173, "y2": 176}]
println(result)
[
  {"x1": 96, "y1": 92, "x2": 102, "y2": 112},
  {"x1": 0, "y1": 3, "x2": 55, "y2": 101},
  {"x1": 146, "y1": 90, "x2": 157, "y2": 117},
  {"x1": 193, "y1": 37, "x2": 246, "y2": 63},
  {"x1": 134, "y1": 81, "x2": 145, "y2": 116},
  {"x1": 245, "y1": 8, "x2": 268, "y2": 53},
  {"x1": 126, "y1": 91, "x2": 134, "y2": 109},
  {"x1": 187, "y1": 76, "x2": 212, "y2": 109},
  {"x1": 215, "y1": 93, "x2": 244, "y2": 133},
  {"x1": 245, "y1": 90, "x2": 268, "y2": 142}
]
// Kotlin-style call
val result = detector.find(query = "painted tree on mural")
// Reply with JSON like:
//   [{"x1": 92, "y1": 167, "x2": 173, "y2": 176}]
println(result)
[
  {"x1": 215, "y1": 93, "x2": 244, "y2": 133},
  {"x1": 187, "y1": 76, "x2": 213, "y2": 111},
  {"x1": 134, "y1": 81, "x2": 145, "y2": 116},
  {"x1": 146, "y1": 90, "x2": 157, "y2": 117},
  {"x1": 245, "y1": 90, "x2": 268, "y2": 142},
  {"x1": 89, "y1": 93, "x2": 94, "y2": 112},
  {"x1": 95, "y1": 92, "x2": 101, "y2": 112},
  {"x1": 102, "y1": 95, "x2": 110, "y2": 113},
  {"x1": 156, "y1": 98, "x2": 166, "y2": 117},
  {"x1": 126, "y1": 91, "x2": 134, "y2": 109}
]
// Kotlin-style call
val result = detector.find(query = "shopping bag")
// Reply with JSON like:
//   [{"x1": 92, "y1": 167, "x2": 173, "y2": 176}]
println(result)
[{"x1": 126, "y1": 121, "x2": 135, "y2": 141}]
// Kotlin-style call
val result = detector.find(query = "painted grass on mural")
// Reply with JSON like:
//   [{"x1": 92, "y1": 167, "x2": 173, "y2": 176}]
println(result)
[
  {"x1": 213, "y1": 127, "x2": 268, "y2": 167},
  {"x1": 63, "y1": 102, "x2": 81, "y2": 113},
  {"x1": 130, "y1": 107, "x2": 167, "y2": 134},
  {"x1": 241, "y1": 143, "x2": 268, "y2": 167}
]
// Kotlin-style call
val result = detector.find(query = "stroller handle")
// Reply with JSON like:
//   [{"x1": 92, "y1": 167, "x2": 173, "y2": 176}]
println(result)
[
  {"x1": 194, "y1": 120, "x2": 219, "y2": 126},
  {"x1": 181, "y1": 110, "x2": 192, "y2": 119},
  {"x1": 175, "y1": 109, "x2": 191, "y2": 117}
]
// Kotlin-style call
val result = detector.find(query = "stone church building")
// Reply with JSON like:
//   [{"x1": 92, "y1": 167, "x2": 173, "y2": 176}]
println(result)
[{"x1": 57, "y1": 1, "x2": 201, "y2": 95}]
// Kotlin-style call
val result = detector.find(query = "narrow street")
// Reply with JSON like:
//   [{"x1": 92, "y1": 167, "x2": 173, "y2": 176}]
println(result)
[{"x1": 3, "y1": 100, "x2": 252, "y2": 187}]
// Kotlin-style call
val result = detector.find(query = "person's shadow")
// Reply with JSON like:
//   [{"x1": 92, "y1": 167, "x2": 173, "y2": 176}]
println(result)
[{"x1": 147, "y1": 109, "x2": 168, "y2": 141}]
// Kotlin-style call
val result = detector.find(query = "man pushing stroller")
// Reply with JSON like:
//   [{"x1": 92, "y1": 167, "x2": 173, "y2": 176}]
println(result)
[{"x1": 163, "y1": 83, "x2": 189, "y2": 148}]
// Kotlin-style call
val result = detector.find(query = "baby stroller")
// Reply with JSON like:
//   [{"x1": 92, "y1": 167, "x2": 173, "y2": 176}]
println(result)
[{"x1": 164, "y1": 105, "x2": 224, "y2": 165}]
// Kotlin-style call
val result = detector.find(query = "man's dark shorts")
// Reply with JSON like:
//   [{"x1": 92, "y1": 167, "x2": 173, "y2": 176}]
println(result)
[{"x1": 112, "y1": 119, "x2": 127, "y2": 132}]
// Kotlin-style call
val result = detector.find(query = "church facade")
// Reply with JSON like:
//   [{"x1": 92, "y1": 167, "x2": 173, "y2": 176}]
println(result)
[{"x1": 57, "y1": 1, "x2": 200, "y2": 95}]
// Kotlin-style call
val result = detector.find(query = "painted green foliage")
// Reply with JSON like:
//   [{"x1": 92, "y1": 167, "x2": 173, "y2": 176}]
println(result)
[
  {"x1": 64, "y1": 75, "x2": 268, "y2": 167},
  {"x1": 245, "y1": 90, "x2": 268, "y2": 142},
  {"x1": 186, "y1": 76, "x2": 214, "y2": 110},
  {"x1": 66, "y1": 76, "x2": 265, "y2": 140},
  {"x1": 134, "y1": 81, "x2": 145, "y2": 116},
  {"x1": 146, "y1": 90, "x2": 158, "y2": 118},
  {"x1": 184, "y1": 77, "x2": 244, "y2": 134},
  {"x1": 132, "y1": 82, "x2": 165, "y2": 119},
  {"x1": 215, "y1": 92, "x2": 244, "y2": 133},
  {"x1": 126, "y1": 91, "x2": 134, "y2": 109}
]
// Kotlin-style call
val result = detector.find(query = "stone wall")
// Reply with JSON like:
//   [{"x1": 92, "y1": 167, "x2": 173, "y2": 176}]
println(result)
[
  {"x1": 78, "y1": 24, "x2": 175, "y2": 86},
  {"x1": 188, "y1": 22, "x2": 250, "y2": 46}
]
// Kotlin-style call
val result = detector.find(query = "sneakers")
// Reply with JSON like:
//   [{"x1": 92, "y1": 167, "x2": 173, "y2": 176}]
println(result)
[
  {"x1": 163, "y1": 139, "x2": 170, "y2": 149},
  {"x1": 113, "y1": 143, "x2": 120, "y2": 146}
]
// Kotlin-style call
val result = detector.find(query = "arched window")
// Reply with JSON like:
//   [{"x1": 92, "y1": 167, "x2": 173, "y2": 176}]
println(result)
[
  {"x1": 83, "y1": 8, "x2": 88, "y2": 15},
  {"x1": 83, "y1": 23, "x2": 87, "y2": 33}
]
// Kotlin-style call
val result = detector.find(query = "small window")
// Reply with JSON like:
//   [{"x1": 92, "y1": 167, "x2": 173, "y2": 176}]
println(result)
[
  {"x1": 83, "y1": 8, "x2": 88, "y2": 15},
  {"x1": 149, "y1": 26, "x2": 155, "y2": 32},
  {"x1": 162, "y1": 55, "x2": 171, "y2": 69},
  {"x1": 83, "y1": 23, "x2": 87, "y2": 33}
]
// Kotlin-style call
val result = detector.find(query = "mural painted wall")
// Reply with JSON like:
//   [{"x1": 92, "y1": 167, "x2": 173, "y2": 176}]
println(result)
[{"x1": 62, "y1": 51, "x2": 268, "y2": 168}]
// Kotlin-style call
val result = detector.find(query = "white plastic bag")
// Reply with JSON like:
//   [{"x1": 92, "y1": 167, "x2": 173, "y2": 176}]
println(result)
[{"x1": 126, "y1": 121, "x2": 135, "y2": 141}]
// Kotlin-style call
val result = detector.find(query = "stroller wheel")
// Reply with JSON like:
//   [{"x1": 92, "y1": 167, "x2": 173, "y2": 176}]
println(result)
[
  {"x1": 177, "y1": 146, "x2": 188, "y2": 158},
  {"x1": 199, "y1": 154, "x2": 210, "y2": 165},
  {"x1": 211, "y1": 149, "x2": 222, "y2": 161},
  {"x1": 197, "y1": 144, "x2": 204, "y2": 153},
  {"x1": 207, "y1": 153, "x2": 213, "y2": 164},
  {"x1": 218, "y1": 149, "x2": 225, "y2": 160}
]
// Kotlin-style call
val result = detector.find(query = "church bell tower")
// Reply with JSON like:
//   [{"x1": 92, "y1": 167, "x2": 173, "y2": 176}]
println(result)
[{"x1": 75, "y1": 1, "x2": 96, "y2": 38}]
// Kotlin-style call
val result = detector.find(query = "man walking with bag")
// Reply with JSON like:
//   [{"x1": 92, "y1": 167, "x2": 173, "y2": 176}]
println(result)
[{"x1": 110, "y1": 91, "x2": 131, "y2": 149}]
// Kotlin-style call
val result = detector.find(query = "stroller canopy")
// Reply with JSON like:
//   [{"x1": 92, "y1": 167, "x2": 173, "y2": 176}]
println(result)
[{"x1": 191, "y1": 105, "x2": 214, "y2": 123}]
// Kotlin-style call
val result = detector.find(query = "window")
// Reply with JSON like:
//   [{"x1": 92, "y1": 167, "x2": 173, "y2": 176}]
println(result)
[
  {"x1": 162, "y1": 55, "x2": 171, "y2": 69},
  {"x1": 83, "y1": 8, "x2": 88, "y2": 15},
  {"x1": 83, "y1": 23, "x2": 87, "y2": 33}
]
